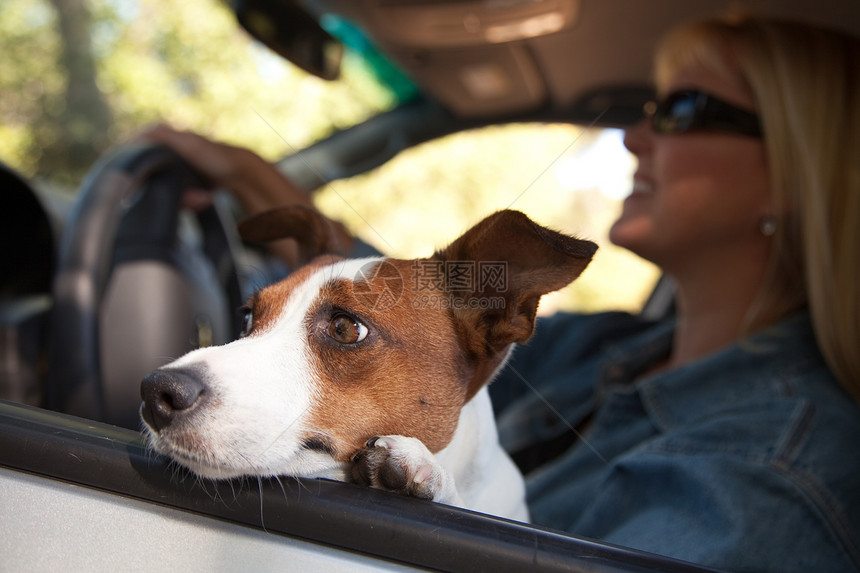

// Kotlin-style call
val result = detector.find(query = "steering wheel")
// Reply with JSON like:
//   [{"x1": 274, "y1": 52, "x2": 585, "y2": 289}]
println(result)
[{"x1": 46, "y1": 143, "x2": 245, "y2": 428}]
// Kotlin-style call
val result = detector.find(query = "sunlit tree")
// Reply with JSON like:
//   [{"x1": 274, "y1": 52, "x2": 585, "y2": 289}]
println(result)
[{"x1": 0, "y1": 0, "x2": 392, "y2": 186}]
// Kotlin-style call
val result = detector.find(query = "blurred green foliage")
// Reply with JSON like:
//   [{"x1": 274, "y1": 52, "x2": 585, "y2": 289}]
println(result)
[
  {"x1": 0, "y1": 0, "x2": 658, "y2": 311},
  {"x1": 0, "y1": 0, "x2": 393, "y2": 186}
]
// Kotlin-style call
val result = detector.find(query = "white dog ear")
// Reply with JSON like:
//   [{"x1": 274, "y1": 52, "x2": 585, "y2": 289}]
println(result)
[
  {"x1": 435, "y1": 209, "x2": 597, "y2": 354},
  {"x1": 238, "y1": 205, "x2": 350, "y2": 265}
]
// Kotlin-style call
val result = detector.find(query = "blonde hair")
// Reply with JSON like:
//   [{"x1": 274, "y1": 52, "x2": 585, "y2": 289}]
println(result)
[{"x1": 655, "y1": 17, "x2": 860, "y2": 401}]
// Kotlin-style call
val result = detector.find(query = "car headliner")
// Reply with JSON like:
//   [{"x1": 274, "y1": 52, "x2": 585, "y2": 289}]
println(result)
[{"x1": 305, "y1": 0, "x2": 859, "y2": 121}]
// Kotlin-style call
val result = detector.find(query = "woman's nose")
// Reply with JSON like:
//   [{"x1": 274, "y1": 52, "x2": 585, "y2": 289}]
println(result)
[{"x1": 623, "y1": 119, "x2": 653, "y2": 156}]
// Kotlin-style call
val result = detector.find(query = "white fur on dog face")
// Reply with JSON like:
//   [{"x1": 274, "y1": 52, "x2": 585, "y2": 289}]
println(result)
[{"x1": 144, "y1": 258, "x2": 382, "y2": 481}]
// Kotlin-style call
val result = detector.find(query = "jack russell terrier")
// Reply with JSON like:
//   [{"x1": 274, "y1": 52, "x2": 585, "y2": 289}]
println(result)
[{"x1": 140, "y1": 208, "x2": 596, "y2": 521}]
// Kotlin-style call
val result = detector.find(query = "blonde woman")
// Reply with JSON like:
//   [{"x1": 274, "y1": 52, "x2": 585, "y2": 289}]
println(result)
[{"x1": 492, "y1": 16, "x2": 860, "y2": 571}]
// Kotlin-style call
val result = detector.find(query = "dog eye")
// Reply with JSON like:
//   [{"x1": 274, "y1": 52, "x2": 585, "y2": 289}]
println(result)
[
  {"x1": 326, "y1": 314, "x2": 368, "y2": 344},
  {"x1": 239, "y1": 307, "x2": 253, "y2": 337}
]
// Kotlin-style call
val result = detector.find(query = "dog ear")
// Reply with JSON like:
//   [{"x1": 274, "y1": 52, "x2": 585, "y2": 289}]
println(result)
[
  {"x1": 434, "y1": 209, "x2": 597, "y2": 362},
  {"x1": 238, "y1": 205, "x2": 351, "y2": 266}
]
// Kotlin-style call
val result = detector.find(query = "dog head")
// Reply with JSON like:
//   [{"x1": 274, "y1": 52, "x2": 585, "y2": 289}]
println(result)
[{"x1": 140, "y1": 208, "x2": 596, "y2": 480}]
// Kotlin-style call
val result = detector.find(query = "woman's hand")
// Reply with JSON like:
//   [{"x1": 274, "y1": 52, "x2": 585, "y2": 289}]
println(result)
[
  {"x1": 140, "y1": 124, "x2": 352, "y2": 266},
  {"x1": 141, "y1": 124, "x2": 313, "y2": 214}
]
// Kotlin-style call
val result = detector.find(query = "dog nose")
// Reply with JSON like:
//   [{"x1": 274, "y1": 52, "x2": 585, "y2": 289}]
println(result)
[{"x1": 140, "y1": 368, "x2": 206, "y2": 431}]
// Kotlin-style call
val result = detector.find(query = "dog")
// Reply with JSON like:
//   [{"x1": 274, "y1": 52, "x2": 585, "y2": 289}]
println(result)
[{"x1": 140, "y1": 208, "x2": 596, "y2": 521}]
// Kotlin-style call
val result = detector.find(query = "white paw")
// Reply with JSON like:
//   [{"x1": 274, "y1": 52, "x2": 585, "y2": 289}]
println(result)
[{"x1": 351, "y1": 435, "x2": 461, "y2": 505}]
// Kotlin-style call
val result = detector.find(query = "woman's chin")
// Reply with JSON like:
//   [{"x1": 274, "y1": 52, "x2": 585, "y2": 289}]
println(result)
[{"x1": 608, "y1": 216, "x2": 650, "y2": 251}]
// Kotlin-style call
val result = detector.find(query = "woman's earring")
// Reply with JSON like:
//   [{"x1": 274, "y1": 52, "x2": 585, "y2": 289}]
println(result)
[{"x1": 760, "y1": 215, "x2": 777, "y2": 237}]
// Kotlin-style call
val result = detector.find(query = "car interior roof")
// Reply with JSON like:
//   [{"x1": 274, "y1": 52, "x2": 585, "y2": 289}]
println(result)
[{"x1": 311, "y1": 0, "x2": 860, "y2": 121}]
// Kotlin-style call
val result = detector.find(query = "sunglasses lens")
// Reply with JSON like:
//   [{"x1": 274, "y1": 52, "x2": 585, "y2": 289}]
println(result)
[
  {"x1": 649, "y1": 90, "x2": 762, "y2": 137},
  {"x1": 653, "y1": 92, "x2": 698, "y2": 133}
]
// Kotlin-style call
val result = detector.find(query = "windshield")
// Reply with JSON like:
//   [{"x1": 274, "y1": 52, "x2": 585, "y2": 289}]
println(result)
[
  {"x1": 0, "y1": 0, "x2": 658, "y2": 311},
  {"x1": 0, "y1": 0, "x2": 400, "y2": 189},
  {"x1": 313, "y1": 124, "x2": 658, "y2": 313}
]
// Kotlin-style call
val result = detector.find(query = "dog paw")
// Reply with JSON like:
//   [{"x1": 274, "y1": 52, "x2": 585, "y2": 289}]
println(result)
[{"x1": 351, "y1": 435, "x2": 460, "y2": 504}]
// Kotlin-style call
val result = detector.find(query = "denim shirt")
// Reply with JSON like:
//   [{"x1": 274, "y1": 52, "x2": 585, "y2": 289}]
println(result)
[{"x1": 491, "y1": 311, "x2": 860, "y2": 573}]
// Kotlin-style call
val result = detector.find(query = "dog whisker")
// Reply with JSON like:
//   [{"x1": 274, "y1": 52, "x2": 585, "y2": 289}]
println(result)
[
  {"x1": 256, "y1": 476, "x2": 269, "y2": 534},
  {"x1": 296, "y1": 474, "x2": 310, "y2": 496},
  {"x1": 236, "y1": 451, "x2": 266, "y2": 481},
  {"x1": 227, "y1": 476, "x2": 240, "y2": 502},
  {"x1": 272, "y1": 474, "x2": 289, "y2": 500}
]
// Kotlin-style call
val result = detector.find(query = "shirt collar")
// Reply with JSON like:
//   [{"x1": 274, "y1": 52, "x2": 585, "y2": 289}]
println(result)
[{"x1": 599, "y1": 312, "x2": 828, "y2": 431}]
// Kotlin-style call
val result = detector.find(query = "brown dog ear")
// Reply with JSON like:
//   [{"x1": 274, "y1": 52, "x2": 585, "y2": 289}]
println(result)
[
  {"x1": 435, "y1": 209, "x2": 597, "y2": 359},
  {"x1": 238, "y1": 205, "x2": 351, "y2": 266}
]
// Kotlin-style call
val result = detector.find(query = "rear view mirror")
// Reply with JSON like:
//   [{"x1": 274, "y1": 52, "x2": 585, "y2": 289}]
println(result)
[{"x1": 229, "y1": 0, "x2": 342, "y2": 80}]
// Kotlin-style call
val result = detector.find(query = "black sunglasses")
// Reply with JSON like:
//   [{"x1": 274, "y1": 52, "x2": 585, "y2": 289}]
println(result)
[{"x1": 644, "y1": 89, "x2": 763, "y2": 138}]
